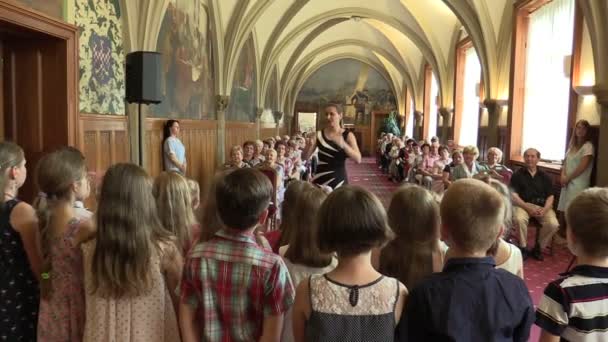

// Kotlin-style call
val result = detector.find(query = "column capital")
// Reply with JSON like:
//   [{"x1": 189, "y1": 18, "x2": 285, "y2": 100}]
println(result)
[
  {"x1": 438, "y1": 107, "x2": 453, "y2": 117},
  {"x1": 414, "y1": 110, "x2": 423, "y2": 119},
  {"x1": 216, "y1": 95, "x2": 230, "y2": 112},
  {"x1": 593, "y1": 84, "x2": 608, "y2": 107},
  {"x1": 255, "y1": 107, "x2": 264, "y2": 119},
  {"x1": 273, "y1": 111, "x2": 283, "y2": 124}
]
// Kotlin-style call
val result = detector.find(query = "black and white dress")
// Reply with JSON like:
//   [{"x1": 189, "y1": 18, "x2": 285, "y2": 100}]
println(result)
[
  {"x1": 312, "y1": 130, "x2": 349, "y2": 189},
  {"x1": 304, "y1": 274, "x2": 400, "y2": 342}
]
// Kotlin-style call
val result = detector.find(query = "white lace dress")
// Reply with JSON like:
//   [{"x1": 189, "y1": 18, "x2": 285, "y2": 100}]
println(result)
[{"x1": 305, "y1": 274, "x2": 400, "y2": 342}]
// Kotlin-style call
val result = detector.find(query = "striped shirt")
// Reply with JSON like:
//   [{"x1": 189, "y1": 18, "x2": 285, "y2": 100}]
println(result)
[
  {"x1": 536, "y1": 265, "x2": 608, "y2": 341},
  {"x1": 180, "y1": 228, "x2": 295, "y2": 342}
]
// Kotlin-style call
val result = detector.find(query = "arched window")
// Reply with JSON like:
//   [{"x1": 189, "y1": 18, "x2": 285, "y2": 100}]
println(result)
[
  {"x1": 459, "y1": 47, "x2": 482, "y2": 147},
  {"x1": 520, "y1": 0, "x2": 575, "y2": 160},
  {"x1": 427, "y1": 75, "x2": 439, "y2": 140}
]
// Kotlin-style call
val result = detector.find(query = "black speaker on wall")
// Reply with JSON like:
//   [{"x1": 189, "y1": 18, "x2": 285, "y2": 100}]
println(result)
[{"x1": 125, "y1": 51, "x2": 162, "y2": 104}]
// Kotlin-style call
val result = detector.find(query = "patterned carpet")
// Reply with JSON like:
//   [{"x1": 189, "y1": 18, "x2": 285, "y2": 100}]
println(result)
[{"x1": 348, "y1": 158, "x2": 573, "y2": 341}]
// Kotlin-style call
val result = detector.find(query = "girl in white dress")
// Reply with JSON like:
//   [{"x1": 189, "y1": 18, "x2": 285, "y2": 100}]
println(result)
[{"x1": 558, "y1": 120, "x2": 594, "y2": 212}]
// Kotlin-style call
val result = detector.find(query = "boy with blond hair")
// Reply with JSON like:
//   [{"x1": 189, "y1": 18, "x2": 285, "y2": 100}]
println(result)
[
  {"x1": 397, "y1": 179, "x2": 534, "y2": 341},
  {"x1": 536, "y1": 188, "x2": 608, "y2": 341}
]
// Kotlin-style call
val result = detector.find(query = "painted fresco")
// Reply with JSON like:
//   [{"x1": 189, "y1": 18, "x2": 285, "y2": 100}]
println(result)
[
  {"x1": 297, "y1": 58, "x2": 397, "y2": 125},
  {"x1": 151, "y1": 0, "x2": 215, "y2": 119},
  {"x1": 16, "y1": 0, "x2": 63, "y2": 19},
  {"x1": 75, "y1": 0, "x2": 125, "y2": 114},
  {"x1": 226, "y1": 36, "x2": 257, "y2": 122},
  {"x1": 261, "y1": 68, "x2": 279, "y2": 125}
]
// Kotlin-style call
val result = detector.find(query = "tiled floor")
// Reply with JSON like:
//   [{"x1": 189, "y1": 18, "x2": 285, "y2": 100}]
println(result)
[{"x1": 348, "y1": 158, "x2": 573, "y2": 341}]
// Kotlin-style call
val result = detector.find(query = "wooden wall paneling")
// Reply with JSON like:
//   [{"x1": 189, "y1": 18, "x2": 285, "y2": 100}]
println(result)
[
  {"x1": 225, "y1": 121, "x2": 257, "y2": 160},
  {"x1": 260, "y1": 127, "x2": 277, "y2": 139},
  {"x1": 354, "y1": 125, "x2": 370, "y2": 156}
]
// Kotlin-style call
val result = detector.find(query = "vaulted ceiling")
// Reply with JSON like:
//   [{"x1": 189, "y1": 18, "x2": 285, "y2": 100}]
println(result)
[{"x1": 206, "y1": 0, "x2": 515, "y2": 115}]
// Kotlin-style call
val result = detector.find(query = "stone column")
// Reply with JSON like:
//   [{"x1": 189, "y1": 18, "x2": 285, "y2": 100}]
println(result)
[
  {"x1": 414, "y1": 111, "x2": 423, "y2": 140},
  {"x1": 438, "y1": 107, "x2": 453, "y2": 143},
  {"x1": 255, "y1": 107, "x2": 264, "y2": 140},
  {"x1": 216, "y1": 95, "x2": 230, "y2": 167},
  {"x1": 594, "y1": 86, "x2": 608, "y2": 186},
  {"x1": 273, "y1": 111, "x2": 283, "y2": 136},
  {"x1": 483, "y1": 99, "x2": 506, "y2": 149}
]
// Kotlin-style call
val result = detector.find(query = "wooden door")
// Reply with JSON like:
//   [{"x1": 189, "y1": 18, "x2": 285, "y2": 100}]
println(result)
[{"x1": 0, "y1": 4, "x2": 78, "y2": 202}]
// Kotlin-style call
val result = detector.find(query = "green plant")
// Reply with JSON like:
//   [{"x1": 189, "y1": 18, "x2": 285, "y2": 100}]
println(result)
[{"x1": 378, "y1": 111, "x2": 401, "y2": 136}]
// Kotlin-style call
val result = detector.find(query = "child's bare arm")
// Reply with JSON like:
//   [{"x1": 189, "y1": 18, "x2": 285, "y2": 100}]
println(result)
[
  {"x1": 179, "y1": 301, "x2": 200, "y2": 342},
  {"x1": 292, "y1": 280, "x2": 311, "y2": 342},
  {"x1": 259, "y1": 314, "x2": 284, "y2": 342}
]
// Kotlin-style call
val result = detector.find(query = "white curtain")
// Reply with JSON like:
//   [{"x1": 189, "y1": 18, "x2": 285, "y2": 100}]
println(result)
[
  {"x1": 522, "y1": 0, "x2": 574, "y2": 160},
  {"x1": 406, "y1": 98, "x2": 414, "y2": 138},
  {"x1": 460, "y1": 47, "x2": 481, "y2": 146},
  {"x1": 427, "y1": 75, "x2": 439, "y2": 139}
]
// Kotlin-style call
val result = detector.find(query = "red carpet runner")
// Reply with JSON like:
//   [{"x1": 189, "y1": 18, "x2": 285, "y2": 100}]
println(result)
[{"x1": 348, "y1": 158, "x2": 572, "y2": 341}]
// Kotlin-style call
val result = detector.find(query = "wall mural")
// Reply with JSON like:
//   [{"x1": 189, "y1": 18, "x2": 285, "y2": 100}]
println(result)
[
  {"x1": 15, "y1": 0, "x2": 64, "y2": 19},
  {"x1": 151, "y1": 0, "x2": 215, "y2": 119},
  {"x1": 262, "y1": 67, "x2": 279, "y2": 125},
  {"x1": 226, "y1": 36, "x2": 257, "y2": 122},
  {"x1": 296, "y1": 58, "x2": 397, "y2": 126},
  {"x1": 75, "y1": 0, "x2": 125, "y2": 115}
]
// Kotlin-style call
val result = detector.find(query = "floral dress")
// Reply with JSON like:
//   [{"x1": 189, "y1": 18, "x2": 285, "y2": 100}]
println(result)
[
  {"x1": 0, "y1": 199, "x2": 39, "y2": 341},
  {"x1": 37, "y1": 218, "x2": 86, "y2": 341}
]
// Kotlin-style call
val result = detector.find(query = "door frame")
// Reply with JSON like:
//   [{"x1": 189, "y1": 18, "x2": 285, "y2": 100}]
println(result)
[
  {"x1": 0, "y1": 0, "x2": 79, "y2": 145},
  {"x1": 370, "y1": 111, "x2": 388, "y2": 154}
]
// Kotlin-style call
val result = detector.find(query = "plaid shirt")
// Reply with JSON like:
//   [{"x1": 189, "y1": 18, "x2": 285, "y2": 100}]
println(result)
[{"x1": 181, "y1": 228, "x2": 295, "y2": 342}]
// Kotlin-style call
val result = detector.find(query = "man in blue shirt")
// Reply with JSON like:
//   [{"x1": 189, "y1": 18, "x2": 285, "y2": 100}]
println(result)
[{"x1": 396, "y1": 179, "x2": 534, "y2": 341}]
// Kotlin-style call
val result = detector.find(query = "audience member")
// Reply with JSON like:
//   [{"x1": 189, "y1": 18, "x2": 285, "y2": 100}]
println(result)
[
  {"x1": 180, "y1": 168, "x2": 294, "y2": 342},
  {"x1": 488, "y1": 179, "x2": 524, "y2": 277},
  {"x1": 415, "y1": 143, "x2": 436, "y2": 188},
  {"x1": 450, "y1": 145, "x2": 489, "y2": 181},
  {"x1": 35, "y1": 148, "x2": 95, "y2": 341},
  {"x1": 378, "y1": 185, "x2": 446, "y2": 289},
  {"x1": 430, "y1": 145, "x2": 452, "y2": 193},
  {"x1": 536, "y1": 188, "x2": 608, "y2": 341},
  {"x1": 484, "y1": 147, "x2": 513, "y2": 183},
  {"x1": 276, "y1": 141, "x2": 293, "y2": 179},
  {"x1": 396, "y1": 179, "x2": 534, "y2": 341},
  {"x1": 242, "y1": 140, "x2": 255, "y2": 166},
  {"x1": 251, "y1": 140, "x2": 266, "y2": 166},
  {"x1": 292, "y1": 186, "x2": 407, "y2": 342},
  {"x1": 510, "y1": 148, "x2": 559, "y2": 261},
  {"x1": 83, "y1": 163, "x2": 182, "y2": 341},
  {"x1": 225, "y1": 145, "x2": 250, "y2": 169},
  {"x1": 0, "y1": 142, "x2": 41, "y2": 341},
  {"x1": 280, "y1": 186, "x2": 335, "y2": 342},
  {"x1": 442, "y1": 149, "x2": 463, "y2": 189},
  {"x1": 153, "y1": 171, "x2": 200, "y2": 255}
]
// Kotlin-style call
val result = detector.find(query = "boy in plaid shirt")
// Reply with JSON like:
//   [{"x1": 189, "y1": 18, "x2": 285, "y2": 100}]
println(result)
[{"x1": 179, "y1": 168, "x2": 295, "y2": 342}]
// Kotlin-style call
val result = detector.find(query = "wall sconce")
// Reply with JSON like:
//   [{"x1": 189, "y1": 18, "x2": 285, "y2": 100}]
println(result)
[{"x1": 574, "y1": 85, "x2": 594, "y2": 96}]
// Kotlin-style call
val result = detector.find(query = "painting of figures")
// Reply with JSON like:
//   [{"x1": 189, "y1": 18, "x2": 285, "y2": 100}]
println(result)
[
  {"x1": 261, "y1": 68, "x2": 279, "y2": 125},
  {"x1": 297, "y1": 58, "x2": 397, "y2": 126},
  {"x1": 151, "y1": 0, "x2": 216, "y2": 119},
  {"x1": 226, "y1": 36, "x2": 257, "y2": 122},
  {"x1": 16, "y1": 0, "x2": 63, "y2": 19}
]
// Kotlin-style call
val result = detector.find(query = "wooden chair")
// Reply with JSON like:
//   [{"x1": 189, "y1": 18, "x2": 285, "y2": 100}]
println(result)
[{"x1": 257, "y1": 165, "x2": 279, "y2": 231}]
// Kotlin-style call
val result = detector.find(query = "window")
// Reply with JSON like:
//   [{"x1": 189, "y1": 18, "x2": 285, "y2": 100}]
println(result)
[
  {"x1": 520, "y1": 0, "x2": 575, "y2": 160},
  {"x1": 427, "y1": 74, "x2": 439, "y2": 139},
  {"x1": 405, "y1": 97, "x2": 414, "y2": 138},
  {"x1": 297, "y1": 112, "x2": 317, "y2": 133},
  {"x1": 460, "y1": 47, "x2": 482, "y2": 146}
]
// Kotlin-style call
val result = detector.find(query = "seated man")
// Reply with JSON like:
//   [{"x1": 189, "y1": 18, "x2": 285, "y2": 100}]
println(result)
[{"x1": 510, "y1": 148, "x2": 559, "y2": 261}]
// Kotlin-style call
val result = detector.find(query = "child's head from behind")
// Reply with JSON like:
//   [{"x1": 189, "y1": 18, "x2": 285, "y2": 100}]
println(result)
[
  {"x1": 215, "y1": 168, "x2": 272, "y2": 230},
  {"x1": 388, "y1": 185, "x2": 439, "y2": 243},
  {"x1": 94, "y1": 163, "x2": 169, "y2": 298},
  {"x1": 35, "y1": 148, "x2": 87, "y2": 204},
  {"x1": 285, "y1": 186, "x2": 331, "y2": 267},
  {"x1": 279, "y1": 180, "x2": 312, "y2": 243},
  {"x1": 440, "y1": 179, "x2": 505, "y2": 254},
  {"x1": 566, "y1": 188, "x2": 608, "y2": 258},
  {"x1": 153, "y1": 171, "x2": 196, "y2": 251},
  {"x1": 318, "y1": 186, "x2": 392, "y2": 257}
]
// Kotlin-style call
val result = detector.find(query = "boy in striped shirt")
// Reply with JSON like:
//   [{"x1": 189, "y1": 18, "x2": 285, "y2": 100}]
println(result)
[{"x1": 536, "y1": 188, "x2": 608, "y2": 341}]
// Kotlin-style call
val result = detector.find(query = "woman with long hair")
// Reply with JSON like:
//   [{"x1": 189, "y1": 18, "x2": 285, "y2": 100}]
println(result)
[
  {"x1": 302, "y1": 103, "x2": 362, "y2": 189},
  {"x1": 558, "y1": 119, "x2": 594, "y2": 212},
  {"x1": 163, "y1": 119, "x2": 187, "y2": 174},
  {"x1": 82, "y1": 163, "x2": 182, "y2": 341},
  {"x1": 378, "y1": 185, "x2": 446, "y2": 289},
  {"x1": 0, "y1": 142, "x2": 41, "y2": 341}
]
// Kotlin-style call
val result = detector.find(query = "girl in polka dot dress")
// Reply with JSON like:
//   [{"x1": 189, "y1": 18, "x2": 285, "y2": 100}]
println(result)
[{"x1": 82, "y1": 163, "x2": 183, "y2": 342}]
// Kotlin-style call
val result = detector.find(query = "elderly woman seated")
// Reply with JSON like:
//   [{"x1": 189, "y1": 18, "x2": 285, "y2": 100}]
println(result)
[
  {"x1": 450, "y1": 145, "x2": 489, "y2": 181},
  {"x1": 483, "y1": 147, "x2": 513, "y2": 183}
]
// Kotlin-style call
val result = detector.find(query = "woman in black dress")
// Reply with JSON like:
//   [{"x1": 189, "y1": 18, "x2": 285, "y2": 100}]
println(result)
[
  {"x1": 0, "y1": 142, "x2": 41, "y2": 341},
  {"x1": 303, "y1": 103, "x2": 362, "y2": 189}
]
